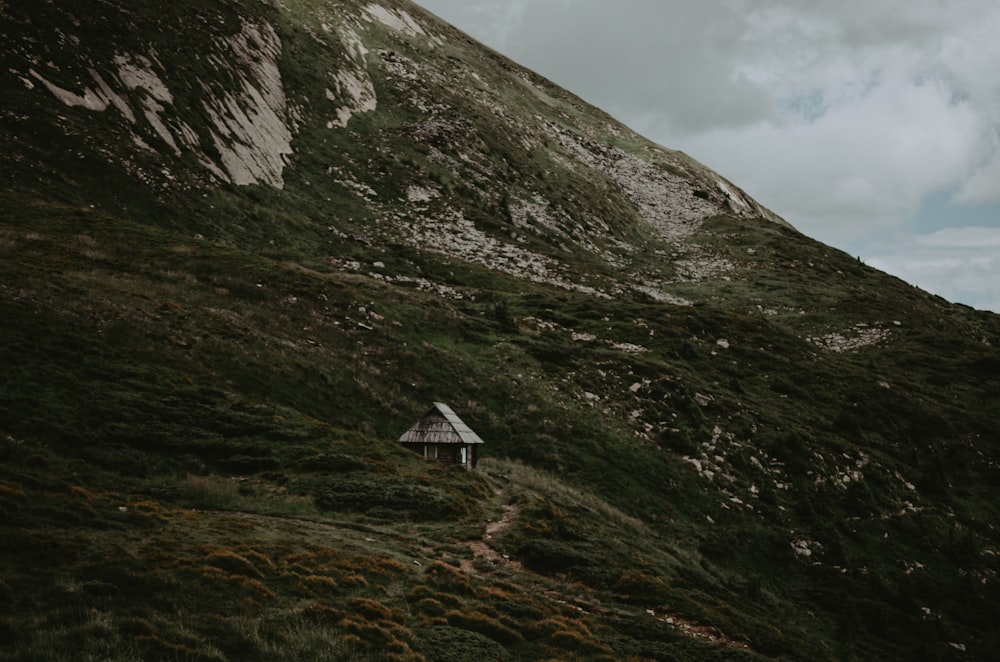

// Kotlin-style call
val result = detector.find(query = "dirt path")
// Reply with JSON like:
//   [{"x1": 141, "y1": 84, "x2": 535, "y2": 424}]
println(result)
[
  {"x1": 460, "y1": 503, "x2": 522, "y2": 573},
  {"x1": 646, "y1": 609, "x2": 750, "y2": 649},
  {"x1": 205, "y1": 505, "x2": 750, "y2": 652},
  {"x1": 454, "y1": 500, "x2": 750, "y2": 651}
]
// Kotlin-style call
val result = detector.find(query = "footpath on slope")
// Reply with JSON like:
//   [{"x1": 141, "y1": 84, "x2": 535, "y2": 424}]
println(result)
[
  {"x1": 461, "y1": 502, "x2": 522, "y2": 573},
  {"x1": 191, "y1": 485, "x2": 752, "y2": 653},
  {"x1": 457, "y1": 489, "x2": 751, "y2": 652}
]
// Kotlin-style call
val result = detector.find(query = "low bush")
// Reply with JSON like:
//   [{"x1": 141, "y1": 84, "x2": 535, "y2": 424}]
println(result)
[
  {"x1": 614, "y1": 569, "x2": 672, "y2": 606},
  {"x1": 445, "y1": 609, "x2": 523, "y2": 645},
  {"x1": 414, "y1": 626, "x2": 509, "y2": 662}
]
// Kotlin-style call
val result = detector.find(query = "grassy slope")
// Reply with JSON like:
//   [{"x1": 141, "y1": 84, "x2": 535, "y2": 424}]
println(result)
[{"x1": 3, "y1": 0, "x2": 1000, "y2": 659}]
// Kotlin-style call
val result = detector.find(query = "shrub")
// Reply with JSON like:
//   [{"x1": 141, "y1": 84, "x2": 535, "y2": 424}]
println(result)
[
  {"x1": 445, "y1": 609, "x2": 523, "y2": 645},
  {"x1": 338, "y1": 616, "x2": 420, "y2": 658},
  {"x1": 341, "y1": 573, "x2": 370, "y2": 590},
  {"x1": 0, "y1": 616, "x2": 17, "y2": 646},
  {"x1": 547, "y1": 628, "x2": 611, "y2": 655},
  {"x1": 216, "y1": 454, "x2": 279, "y2": 473},
  {"x1": 0, "y1": 482, "x2": 26, "y2": 516},
  {"x1": 311, "y1": 477, "x2": 471, "y2": 520},
  {"x1": 414, "y1": 625, "x2": 510, "y2": 662},
  {"x1": 294, "y1": 453, "x2": 371, "y2": 472},
  {"x1": 135, "y1": 634, "x2": 222, "y2": 662},
  {"x1": 408, "y1": 584, "x2": 463, "y2": 608},
  {"x1": 205, "y1": 549, "x2": 265, "y2": 579},
  {"x1": 300, "y1": 574, "x2": 338, "y2": 595},
  {"x1": 346, "y1": 597, "x2": 406, "y2": 625},
  {"x1": 413, "y1": 597, "x2": 446, "y2": 617},
  {"x1": 614, "y1": 569, "x2": 672, "y2": 605},
  {"x1": 233, "y1": 576, "x2": 274, "y2": 600},
  {"x1": 527, "y1": 615, "x2": 598, "y2": 644},
  {"x1": 421, "y1": 562, "x2": 475, "y2": 596},
  {"x1": 302, "y1": 601, "x2": 347, "y2": 625},
  {"x1": 346, "y1": 553, "x2": 409, "y2": 579},
  {"x1": 515, "y1": 539, "x2": 592, "y2": 574}
]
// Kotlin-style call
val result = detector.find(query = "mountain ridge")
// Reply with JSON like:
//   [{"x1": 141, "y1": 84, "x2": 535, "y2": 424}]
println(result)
[{"x1": 2, "y1": 0, "x2": 1000, "y2": 660}]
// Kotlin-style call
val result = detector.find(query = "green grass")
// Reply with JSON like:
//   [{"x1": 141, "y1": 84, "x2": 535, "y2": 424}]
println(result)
[
  {"x1": 3, "y1": 0, "x2": 1000, "y2": 659},
  {"x1": 3, "y1": 191, "x2": 999, "y2": 658}
]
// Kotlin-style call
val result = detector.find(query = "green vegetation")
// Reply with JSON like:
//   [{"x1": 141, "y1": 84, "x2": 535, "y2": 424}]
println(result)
[{"x1": 2, "y1": 0, "x2": 1000, "y2": 659}]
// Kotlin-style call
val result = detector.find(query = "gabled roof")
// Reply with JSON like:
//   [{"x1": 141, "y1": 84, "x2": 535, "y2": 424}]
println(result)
[{"x1": 398, "y1": 402, "x2": 485, "y2": 445}]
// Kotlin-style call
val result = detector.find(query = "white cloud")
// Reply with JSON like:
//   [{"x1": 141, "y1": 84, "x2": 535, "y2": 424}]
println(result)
[
  {"x1": 416, "y1": 0, "x2": 1000, "y2": 310},
  {"x1": 915, "y1": 226, "x2": 1000, "y2": 249},
  {"x1": 866, "y1": 227, "x2": 1000, "y2": 312},
  {"x1": 954, "y1": 150, "x2": 1000, "y2": 206},
  {"x1": 418, "y1": 0, "x2": 530, "y2": 51},
  {"x1": 680, "y1": 71, "x2": 981, "y2": 244}
]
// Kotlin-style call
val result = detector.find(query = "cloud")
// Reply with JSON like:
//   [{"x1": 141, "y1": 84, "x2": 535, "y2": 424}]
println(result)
[
  {"x1": 916, "y1": 226, "x2": 1000, "y2": 249},
  {"x1": 680, "y1": 71, "x2": 981, "y2": 244},
  {"x1": 508, "y1": 2, "x2": 776, "y2": 133},
  {"x1": 416, "y1": 0, "x2": 1000, "y2": 309},
  {"x1": 865, "y1": 227, "x2": 1000, "y2": 312},
  {"x1": 420, "y1": 0, "x2": 531, "y2": 51},
  {"x1": 954, "y1": 150, "x2": 1000, "y2": 206},
  {"x1": 419, "y1": 1, "x2": 778, "y2": 132},
  {"x1": 418, "y1": 1, "x2": 1000, "y2": 224}
]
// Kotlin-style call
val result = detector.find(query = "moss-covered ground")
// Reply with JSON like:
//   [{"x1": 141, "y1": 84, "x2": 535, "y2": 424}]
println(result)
[{"x1": 3, "y1": 0, "x2": 1000, "y2": 659}]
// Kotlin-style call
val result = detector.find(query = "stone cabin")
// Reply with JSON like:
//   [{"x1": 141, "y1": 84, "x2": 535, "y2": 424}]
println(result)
[{"x1": 398, "y1": 402, "x2": 484, "y2": 469}]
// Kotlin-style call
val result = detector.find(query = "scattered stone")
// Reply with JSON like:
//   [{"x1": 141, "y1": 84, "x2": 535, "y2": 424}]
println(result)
[
  {"x1": 610, "y1": 341, "x2": 647, "y2": 353},
  {"x1": 406, "y1": 185, "x2": 438, "y2": 202},
  {"x1": 808, "y1": 324, "x2": 892, "y2": 352}
]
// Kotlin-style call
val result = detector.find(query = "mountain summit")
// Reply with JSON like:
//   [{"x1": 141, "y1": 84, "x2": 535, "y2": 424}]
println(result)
[{"x1": 2, "y1": 0, "x2": 999, "y2": 659}]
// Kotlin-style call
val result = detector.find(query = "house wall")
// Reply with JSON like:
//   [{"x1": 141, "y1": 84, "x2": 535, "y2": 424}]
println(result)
[{"x1": 400, "y1": 442, "x2": 476, "y2": 469}]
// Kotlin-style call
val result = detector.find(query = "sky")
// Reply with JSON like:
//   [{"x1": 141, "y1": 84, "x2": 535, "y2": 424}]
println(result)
[{"x1": 415, "y1": 0, "x2": 1000, "y2": 312}]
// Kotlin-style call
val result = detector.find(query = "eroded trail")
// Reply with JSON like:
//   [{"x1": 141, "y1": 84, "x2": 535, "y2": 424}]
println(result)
[
  {"x1": 461, "y1": 503, "x2": 522, "y2": 573},
  {"x1": 195, "y1": 494, "x2": 752, "y2": 654},
  {"x1": 454, "y1": 494, "x2": 751, "y2": 652}
]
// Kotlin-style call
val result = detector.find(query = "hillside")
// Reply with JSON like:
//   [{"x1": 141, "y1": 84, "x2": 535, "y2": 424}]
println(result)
[{"x1": 2, "y1": 0, "x2": 1000, "y2": 659}]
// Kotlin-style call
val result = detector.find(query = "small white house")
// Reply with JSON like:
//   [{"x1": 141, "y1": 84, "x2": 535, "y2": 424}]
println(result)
[{"x1": 397, "y1": 402, "x2": 484, "y2": 469}]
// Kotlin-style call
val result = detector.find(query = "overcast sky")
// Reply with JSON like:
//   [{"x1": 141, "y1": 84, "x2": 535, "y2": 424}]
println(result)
[{"x1": 416, "y1": 0, "x2": 1000, "y2": 312}]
